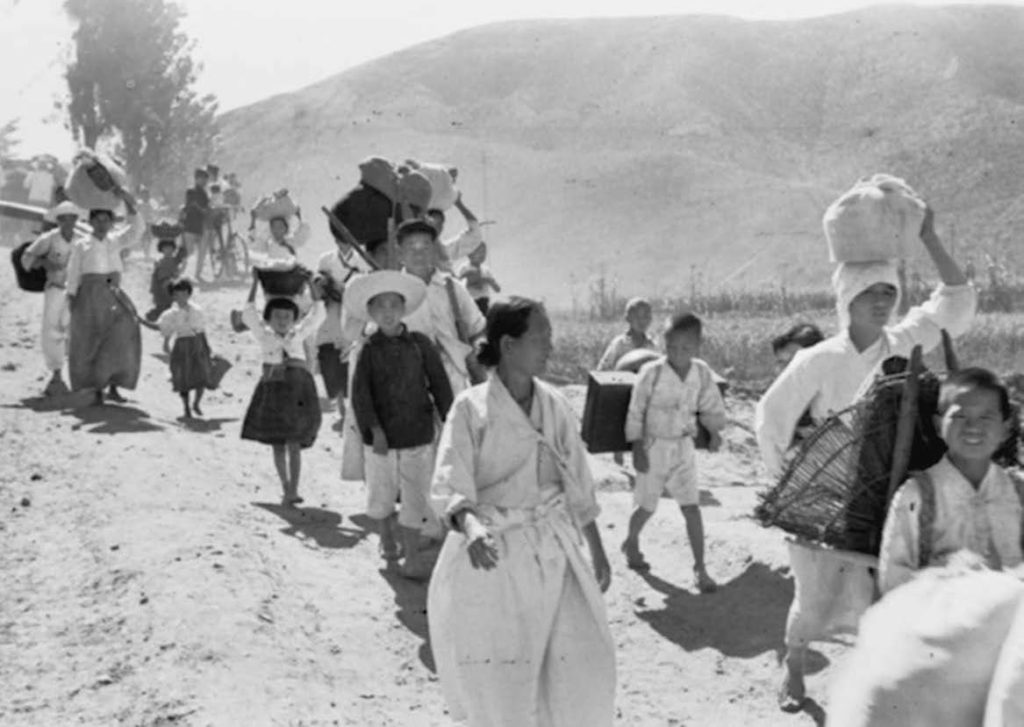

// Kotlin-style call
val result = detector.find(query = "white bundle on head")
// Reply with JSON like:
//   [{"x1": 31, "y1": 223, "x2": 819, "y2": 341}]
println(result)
[
  {"x1": 832, "y1": 260, "x2": 902, "y2": 329},
  {"x1": 823, "y1": 174, "x2": 926, "y2": 264}
]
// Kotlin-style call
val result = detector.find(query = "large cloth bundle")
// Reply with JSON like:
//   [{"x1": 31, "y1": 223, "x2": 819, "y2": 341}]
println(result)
[
  {"x1": 252, "y1": 189, "x2": 299, "y2": 222},
  {"x1": 407, "y1": 160, "x2": 458, "y2": 210},
  {"x1": 823, "y1": 173, "x2": 926, "y2": 263},
  {"x1": 829, "y1": 566, "x2": 1024, "y2": 727},
  {"x1": 358, "y1": 157, "x2": 398, "y2": 202},
  {"x1": 11, "y1": 241, "x2": 47, "y2": 292},
  {"x1": 329, "y1": 184, "x2": 394, "y2": 248},
  {"x1": 66, "y1": 150, "x2": 127, "y2": 211},
  {"x1": 755, "y1": 361, "x2": 1021, "y2": 555}
]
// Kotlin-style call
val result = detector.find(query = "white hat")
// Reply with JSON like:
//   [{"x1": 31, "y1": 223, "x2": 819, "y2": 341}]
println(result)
[
  {"x1": 343, "y1": 270, "x2": 427, "y2": 320},
  {"x1": 45, "y1": 201, "x2": 82, "y2": 222}
]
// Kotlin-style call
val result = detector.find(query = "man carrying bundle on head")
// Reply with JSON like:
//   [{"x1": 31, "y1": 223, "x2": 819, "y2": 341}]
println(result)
[
  {"x1": 20, "y1": 201, "x2": 86, "y2": 396},
  {"x1": 66, "y1": 186, "x2": 146, "y2": 406},
  {"x1": 754, "y1": 175, "x2": 976, "y2": 712}
]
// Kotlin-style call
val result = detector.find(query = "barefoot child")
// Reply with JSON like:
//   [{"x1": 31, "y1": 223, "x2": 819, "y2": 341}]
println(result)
[
  {"x1": 596, "y1": 296, "x2": 656, "y2": 370},
  {"x1": 139, "y1": 278, "x2": 211, "y2": 419},
  {"x1": 879, "y1": 367, "x2": 1023, "y2": 594},
  {"x1": 622, "y1": 313, "x2": 726, "y2": 592},
  {"x1": 145, "y1": 228, "x2": 188, "y2": 323},
  {"x1": 347, "y1": 270, "x2": 453, "y2": 579},
  {"x1": 240, "y1": 270, "x2": 323, "y2": 506}
]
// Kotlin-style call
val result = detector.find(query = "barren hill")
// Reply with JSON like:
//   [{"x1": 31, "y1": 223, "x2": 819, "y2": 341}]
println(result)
[{"x1": 216, "y1": 5, "x2": 1024, "y2": 306}]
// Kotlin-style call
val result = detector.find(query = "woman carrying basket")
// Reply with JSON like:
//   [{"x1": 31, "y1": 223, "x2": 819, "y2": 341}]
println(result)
[{"x1": 755, "y1": 192, "x2": 976, "y2": 711}]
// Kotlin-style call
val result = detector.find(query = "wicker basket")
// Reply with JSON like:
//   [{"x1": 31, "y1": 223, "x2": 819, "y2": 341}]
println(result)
[{"x1": 755, "y1": 353, "x2": 1021, "y2": 556}]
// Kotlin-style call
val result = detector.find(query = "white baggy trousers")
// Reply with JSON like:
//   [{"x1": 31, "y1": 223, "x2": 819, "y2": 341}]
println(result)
[{"x1": 41, "y1": 286, "x2": 70, "y2": 371}]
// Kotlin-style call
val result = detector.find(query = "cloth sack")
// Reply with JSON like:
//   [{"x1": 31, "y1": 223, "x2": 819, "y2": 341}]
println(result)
[
  {"x1": 252, "y1": 189, "x2": 299, "y2": 222},
  {"x1": 823, "y1": 174, "x2": 926, "y2": 263},
  {"x1": 829, "y1": 566, "x2": 1024, "y2": 727},
  {"x1": 407, "y1": 160, "x2": 458, "y2": 211},
  {"x1": 12, "y1": 241, "x2": 47, "y2": 292},
  {"x1": 66, "y1": 150, "x2": 127, "y2": 211},
  {"x1": 397, "y1": 170, "x2": 432, "y2": 211},
  {"x1": 330, "y1": 184, "x2": 394, "y2": 247},
  {"x1": 358, "y1": 157, "x2": 398, "y2": 202}
]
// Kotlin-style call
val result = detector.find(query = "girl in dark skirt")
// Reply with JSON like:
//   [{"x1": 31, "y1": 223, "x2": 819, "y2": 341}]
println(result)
[
  {"x1": 140, "y1": 277, "x2": 211, "y2": 418},
  {"x1": 239, "y1": 270, "x2": 323, "y2": 506}
]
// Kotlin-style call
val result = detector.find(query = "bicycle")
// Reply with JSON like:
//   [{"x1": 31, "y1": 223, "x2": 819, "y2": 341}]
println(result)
[{"x1": 208, "y1": 206, "x2": 250, "y2": 280}]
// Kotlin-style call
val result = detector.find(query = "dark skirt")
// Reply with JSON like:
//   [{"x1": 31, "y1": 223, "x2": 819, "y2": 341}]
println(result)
[
  {"x1": 317, "y1": 343, "x2": 348, "y2": 399},
  {"x1": 241, "y1": 363, "x2": 322, "y2": 448},
  {"x1": 170, "y1": 335, "x2": 211, "y2": 393},
  {"x1": 68, "y1": 272, "x2": 141, "y2": 391}
]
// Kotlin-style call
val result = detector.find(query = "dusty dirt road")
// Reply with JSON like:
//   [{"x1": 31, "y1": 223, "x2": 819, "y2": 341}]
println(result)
[{"x1": 0, "y1": 255, "x2": 847, "y2": 726}]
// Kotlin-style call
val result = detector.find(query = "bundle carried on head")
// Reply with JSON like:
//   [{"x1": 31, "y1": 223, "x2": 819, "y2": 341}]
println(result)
[
  {"x1": 66, "y1": 150, "x2": 127, "y2": 211},
  {"x1": 755, "y1": 355, "x2": 1021, "y2": 555},
  {"x1": 150, "y1": 221, "x2": 183, "y2": 240},
  {"x1": 823, "y1": 173, "x2": 926, "y2": 264},
  {"x1": 254, "y1": 259, "x2": 313, "y2": 297},
  {"x1": 252, "y1": 189, "x2": 299, "y2": 222}
]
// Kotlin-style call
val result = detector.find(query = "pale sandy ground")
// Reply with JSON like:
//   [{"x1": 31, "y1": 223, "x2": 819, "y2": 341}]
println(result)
[{"x1": 0, "y1": 255, "x2": 849, "y2": 726}]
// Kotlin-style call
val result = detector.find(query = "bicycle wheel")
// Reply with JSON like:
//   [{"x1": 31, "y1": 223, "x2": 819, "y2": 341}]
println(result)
[
  {"x1": 210, "y1": 228, "x2": 226, "y2": 279},
  {"x1": 231, "y1": 232, "x2": 251, "y2": 274}
]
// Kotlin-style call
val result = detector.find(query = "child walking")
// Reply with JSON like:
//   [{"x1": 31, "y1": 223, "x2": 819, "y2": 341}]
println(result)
[
  {"x1": 240, "y1": 270, "x2": 324, "y2": 506},
  {"x1": 622, "y1": 313, "x2": 726, "y2": 592},
  {"x1": 145, "y1": 227, "x2": 188, "y2": 324},
  {"x1": 140, "y1": 278, "x2": 210, "y2": 419},
  {"x1": 879, "y1": 367, "x2": 1023, "y2": 594},
  {"x1": 596, "y1": 296, "x2": 657, "y2": 370},
  {"x1": 347, "y1": 270, "x2": 453, "y2": 580}
]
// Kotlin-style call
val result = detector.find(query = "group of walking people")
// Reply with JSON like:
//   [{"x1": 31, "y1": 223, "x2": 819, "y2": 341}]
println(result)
[{"x1": 15, "y1": 160, "x2": 1024, "y2": 726}]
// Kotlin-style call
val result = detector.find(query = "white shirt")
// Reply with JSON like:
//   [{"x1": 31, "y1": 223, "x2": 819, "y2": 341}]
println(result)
[
  {"x1": 625, "y1": 357, "x2": 727, "y2": 442},
  {"x1": 65, "y1": 214, "x2": 145, "y2": 295},
  {"x1": 23, "y1": 169, "x2": 55, "y2": 204},
  {"x1": 241, "y1": 301, "x2": 322, "y2": 364},
  {"x1": 755, "y1": 283, "x2": 977, "y2": 477},
  {"x1": 402, "y1": 269, "x2": 486, "y2": 379},
  {"x1": 22, "y1": 227, "x2": 84, "y2": 288},
  {"x1": 157, "y1": 303, "x2": 206, "y2": 339},
  {"x1": 878, "y1": 456, "x2": 1023, "y2": 594},
  {"x1": 316, "y1": 248, "x2": 367, "y2": 348}
]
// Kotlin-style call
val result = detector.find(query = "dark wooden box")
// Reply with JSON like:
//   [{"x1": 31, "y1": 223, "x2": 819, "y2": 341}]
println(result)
[{"x1": 581, "y1": 371, "x2": 637, "y2": 454}]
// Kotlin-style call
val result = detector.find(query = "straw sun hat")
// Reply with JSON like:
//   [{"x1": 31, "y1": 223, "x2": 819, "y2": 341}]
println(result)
[{"x1": 343, "y1": 270, "x2": 427, "y2": 320}]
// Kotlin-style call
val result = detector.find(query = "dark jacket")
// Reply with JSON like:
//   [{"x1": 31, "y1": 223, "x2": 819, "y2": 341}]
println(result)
[{"x1": 352, "y1": 327, "x2": 453, "y2": 449}]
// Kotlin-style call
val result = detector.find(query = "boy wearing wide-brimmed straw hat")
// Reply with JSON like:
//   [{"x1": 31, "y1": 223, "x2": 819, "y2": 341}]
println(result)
[
  {"x1": 21, "y1": 200, "x2": 85, "y2": 396},
  {"x1": 347, "y1": 270, "x2": 454, "y2": 580}
]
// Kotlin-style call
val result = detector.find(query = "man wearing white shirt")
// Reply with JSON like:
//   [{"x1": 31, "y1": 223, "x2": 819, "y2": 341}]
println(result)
[
  {"x1": 66, "y1": 188, "x2": 145, "y2": 405},
  {"x1": 21, "y1": 201, "x2": 85, "y2": 396}
]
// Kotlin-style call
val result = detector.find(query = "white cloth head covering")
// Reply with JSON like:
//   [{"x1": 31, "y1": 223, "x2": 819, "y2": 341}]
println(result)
[{"x1": 832, "y1": 260, "x2": 902, "y2": 329}]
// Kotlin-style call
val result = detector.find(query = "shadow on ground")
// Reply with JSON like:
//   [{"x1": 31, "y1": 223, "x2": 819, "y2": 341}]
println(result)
[
  {"x1": 253, "y1": 502, "x2": 370, "y2": 550},
  {"x1": 635, "y1": 562, "x2": 822, "y2": 665}
]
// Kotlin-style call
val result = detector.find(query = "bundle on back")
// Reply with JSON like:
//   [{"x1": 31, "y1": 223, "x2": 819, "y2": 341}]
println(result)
[{"x1": 755, "y1": 353, "x2": 1021, "y2": 556}]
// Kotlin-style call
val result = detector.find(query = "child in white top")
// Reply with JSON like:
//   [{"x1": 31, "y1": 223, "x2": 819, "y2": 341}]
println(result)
[
  {"x1": 140, "y1": 278, "x2": 210, "y2": 419},
  {"x1": 879, "y1": 367, "x2": 1023, "y2": 594},
  {"x1": 239, "y1": 270, "x2": 324, "y2": 506},
  {"x1": 597, "y1": 297, "x2": 657, "y2": 371},
  {"x1": 622, "y1": 313, "x2": 727, "y2": 592}
]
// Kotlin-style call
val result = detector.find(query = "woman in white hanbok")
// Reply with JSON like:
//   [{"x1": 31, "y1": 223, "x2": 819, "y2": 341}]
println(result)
[
  {"x1": 427, "y1": 297, "x2": 616, "y2": 727},
  {"x1": 755, "y1": 207, "x2": 976, "y2": 711}
]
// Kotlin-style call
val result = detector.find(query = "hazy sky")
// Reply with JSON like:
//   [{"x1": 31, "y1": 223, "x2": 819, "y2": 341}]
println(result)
[{"x1": 0, "y1": 0, "x2": 1014, "y2": 157}]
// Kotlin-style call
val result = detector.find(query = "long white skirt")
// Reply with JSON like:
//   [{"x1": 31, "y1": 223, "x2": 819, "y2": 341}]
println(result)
[{"x1": 428, "y1": 497, "x2": 616, "y2": 727}]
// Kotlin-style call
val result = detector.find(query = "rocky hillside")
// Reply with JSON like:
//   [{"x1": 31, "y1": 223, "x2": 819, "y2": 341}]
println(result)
[{"x1": 216, "y1": 5, "x2": 1024, "y2": 305}]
